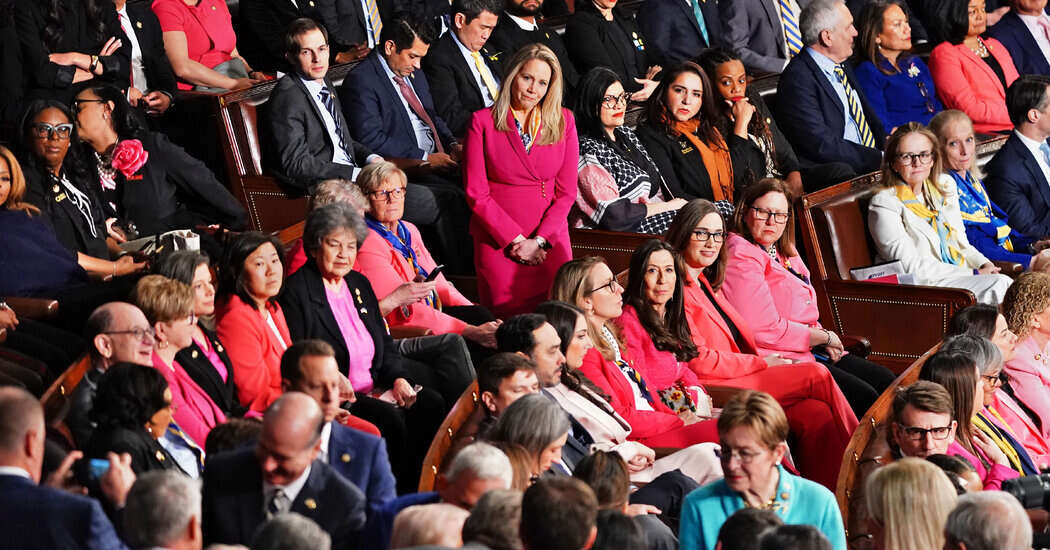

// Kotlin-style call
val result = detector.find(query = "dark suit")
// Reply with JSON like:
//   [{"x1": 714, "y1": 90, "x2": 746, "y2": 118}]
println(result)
[
  {"x1": 634, "y1": 122, "x2": 757, "y2": 201},
  {"x1": 985, "y1": 133, "x2": 1050, "y2": 237},
  {"x1": 720, "y1": 0, "x2": 813, "y2": 74},
  {"x1": 635, "y1": 0, "x2": 722, "y2": 68},
  {"x1": 339, "y1": 51, "x2": 455, "y2": 159},
  {"x1": 22, "y1": 162, "x2": 110, "y2": 260},
  {"x1": 330, "y1": 0, "x2": 394, "y2": 51},
  {"x1": 0, "y1": 473, "x2": 130, "y2": 550},
  {"x1": 421, "y1": 31, "x2": 502, "y2": 138},
  {"x1": 564, "y1": 6, "x2": 651, "y2": 93},
  {"x1": 987, "y1": 11, "x2": 1050, "y2": 76},
  {"x1": 0, "y1": 1, "x2": 25, "y2": 126},
  {"x1": 86, "y1": 426, "x2": 180, "y2": 475},
  {"x1": 326, "y1": 421, "x2": 397, "y2": 510},
  {"x1": 237, "y1": 0, "x2": 340, "y2": 73},
  {"x1": 68, "y1": 366, "x2": 103, "y2": 448},
  {"x1": 202, "y1": 447, "x2": 367, "y2": 549},
  {"x1": 775, "y1": 48, "x2": 885, "y2": 173},
  {"x1": 267, "y1": 73, "x2": 375, "y2": 192},
  {"x1": 122, "y1": 3, "x2": 177, "y2": 97},
  {"x1": 485, "y1": 14, "x2": 580, "y2": 96},
  {"x1": 175, "y1": 324, "x2": 247, "y2": 418}
]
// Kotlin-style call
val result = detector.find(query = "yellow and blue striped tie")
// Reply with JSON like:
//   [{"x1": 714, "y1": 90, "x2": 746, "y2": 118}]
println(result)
[
  {"x1": 366, "y1": 0, "x2": 383, "y2": 45},
  {"x1": 779, "y1": 0, "x2": 803, "y2": 57},
  {"x1": 833, "y1": 65, "x2": 876, "y2": 148}
]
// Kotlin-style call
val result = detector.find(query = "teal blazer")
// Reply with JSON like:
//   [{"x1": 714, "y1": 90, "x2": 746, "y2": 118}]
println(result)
[{"x1": 678, "y1": 463, "x2": 846, "y2": 550}]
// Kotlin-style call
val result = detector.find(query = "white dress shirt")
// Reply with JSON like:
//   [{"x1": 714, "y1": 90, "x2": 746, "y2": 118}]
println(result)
[
  {"x1": 450, "y1": 30, "x2": 498, "y2": 107},
  {"x1": 319, "y1": 421, "x2": 333, "y2": 463},
  {"x1": 507, "y1": 13, "x2": 539, "y2": 31},
  {"x1": 378, "y1": 54, "x2": 437, "y2": 159},
  {"x1": 300, "y1": 77, "x2": 360, "y2": 174},
  {"x1": 0, "y1": 466, "x2": 31, "y2": 480},
  {"x1": 1015, "y1": 130, "x2": 1050, "y2": 188},
  {"x1": 117, "y1": 7, "x2": 149, "y2": 92},
  {"x1": 1018, "y1": 13, "x2": 1050, "y2": 65},
  {"x1": 262, "y1": 464, "x2": 312, "y2": 514}
]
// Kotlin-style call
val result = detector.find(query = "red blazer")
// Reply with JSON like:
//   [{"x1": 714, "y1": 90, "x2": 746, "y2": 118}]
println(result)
[
  {"x1": 616, "y1": 305, "x2": 702, "y2": 391},
  {"x1": 929, "y1": 38, "x2": 1019, "y2": 133},
  {"x1": 579, "y1": 346, "x2": 687, "y2": 440},
  {"x1": 681, "y1": 274, "x2": 769, "y2": 381},
  {"x1": 215, "y1": 296, "x2": 291, "y2": 412}
]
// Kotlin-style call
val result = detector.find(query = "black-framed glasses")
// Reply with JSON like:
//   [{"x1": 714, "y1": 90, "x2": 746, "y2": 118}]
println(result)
[
  {"x1": 691, "y1": 229, "x2": 726, "y2": 242},
  {"x1": 103, "y1": 327, "x2": 155, "y2": 341},
  {"x1": 981, "y1": 373, "x2": 1003, "y2": 387},
  {"x1": 895, "y1": 150, "x2": 934, "y2": 166},
  {"x1": 601, "y1": 92, "x2": 632, "y2": 109},
  {"x1": 749, "y1": 206, "x2": 790, "y2": 224},
  {"x1": 369, "y1": 186, "x2": 406, "y2": 201},
  {"x1": 585, "y1": 278, "x2": 622, "y2": 295},
  {"x1": 895, "y1": 422, "x2": 952, "y2": 441},
  {"x1": 30, "y1": 122, "x2": 73, "y2": 140},
  {"x1": 71, "y1": 98, "x2": 107, "y2": 112}
]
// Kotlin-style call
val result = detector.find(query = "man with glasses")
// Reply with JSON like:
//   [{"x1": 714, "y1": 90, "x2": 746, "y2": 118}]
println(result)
[{"x1": 889, "y1": 380, "x2": 957, "y2": 458}]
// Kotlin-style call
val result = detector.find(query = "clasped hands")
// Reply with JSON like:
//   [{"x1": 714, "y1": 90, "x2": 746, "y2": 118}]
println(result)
[{"x1": 506, "y1": 235, "x2": 547, "y2": 266}]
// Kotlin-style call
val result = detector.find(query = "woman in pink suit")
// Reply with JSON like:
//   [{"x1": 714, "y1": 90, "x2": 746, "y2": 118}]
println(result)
[
  {"x1": 464, "y1": 44, "x2": 579, "y2": 318},
  {"x1": 928, "y1": 0, "x2": 1019, "y2": 133},
  {"x1": 1002, "y1": 272, "x2": 1050, "y2": 440}
]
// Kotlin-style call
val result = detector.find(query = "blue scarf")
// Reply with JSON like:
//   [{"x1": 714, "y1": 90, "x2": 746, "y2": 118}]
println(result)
[
  {"x1": 950, "y1": 170, "x2": 1014, "y2": 252},
  {"x1": 365, "y1": 216, "x2": 438, "y2": 309}
]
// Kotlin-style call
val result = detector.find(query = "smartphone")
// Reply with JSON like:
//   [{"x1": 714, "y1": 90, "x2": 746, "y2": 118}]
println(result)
[
  {"x1": 73, "y1": 457, "x2": 110, "y2": 486},
  {"x1": 424, "y1": 265, "x2": 445, "y2": 282}
]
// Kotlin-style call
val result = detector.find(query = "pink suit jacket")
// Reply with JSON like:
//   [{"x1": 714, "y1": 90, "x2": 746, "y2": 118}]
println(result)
[
  {"x1": 616, "y1": 305, "x2": 703, "y2": 391},
  {"x1": 1004, "y1": 336, "x2": 1050, "y2": 440},
  {"x1": 989, "y1": 390, "x2": 1050, "y2": 469},
  {"x1": 354, "y1": 221, "x2": 474, "y2": 334},
  {"x1": 681, "y1": 274, "x2": 770, "y2": 381},
  {"x1": 929, "y1": 38, "x2": 1019, "y2": 133},
  {"x1": 722, "y1": 233, "x2": 819, "y2": 362},
  {"x1": 153, "y1": 353, "x2": 227, "y2": 446},
  {"x1": 948, "y1": 440, "x2": 1018, "y2": 490},
  {"x1": 463, "y1": 108, "x2": 579, "y2": 317},
  {"x1": 215, "y1": 296, "x2": 292, "y2": 412}
]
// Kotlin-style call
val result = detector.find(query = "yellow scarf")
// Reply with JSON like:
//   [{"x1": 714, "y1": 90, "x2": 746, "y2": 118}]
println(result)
[
  {"x1": 894, "y1": 182, "x2": 964, "y2": 265},
  {"x1": 512, "y1": 108, "x2": 543, "y2": 152}
]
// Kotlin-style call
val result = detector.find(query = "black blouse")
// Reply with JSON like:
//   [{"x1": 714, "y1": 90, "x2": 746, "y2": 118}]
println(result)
[{"x1": 23, "y1": 161, "x2": 110, "y2": 259}]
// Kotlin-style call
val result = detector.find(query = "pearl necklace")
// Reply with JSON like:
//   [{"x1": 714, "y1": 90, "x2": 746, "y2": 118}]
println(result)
[{"x1": 969, "y1": 37, "x2": 989, "y2": 58}]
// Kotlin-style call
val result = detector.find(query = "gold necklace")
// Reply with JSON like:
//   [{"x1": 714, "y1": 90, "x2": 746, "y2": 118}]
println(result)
[{"x1": 743, "y1": 492, "x2": 778, "y2": 510}]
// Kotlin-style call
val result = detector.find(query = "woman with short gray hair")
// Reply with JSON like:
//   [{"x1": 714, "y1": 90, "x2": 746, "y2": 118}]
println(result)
[{"x1": 487, "y1": 393, "x2": 571, "y2": 479}]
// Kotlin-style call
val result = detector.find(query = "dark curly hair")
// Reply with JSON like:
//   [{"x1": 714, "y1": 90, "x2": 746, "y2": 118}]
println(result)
[
  {"x1": 91, "y1": 363, "x2": 170, "y2": 431},
  {"x1": 697, "y1": 48, "x2": 778, "y2": 170}
]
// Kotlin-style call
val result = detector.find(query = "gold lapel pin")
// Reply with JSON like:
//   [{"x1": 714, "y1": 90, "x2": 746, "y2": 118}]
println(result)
[
  {"x1": 52, "y1": 184, "x2": 60, "y2": 193},
  {"x1": 780, "y1": 492, "x2": 789, "y2": 500},
  {"x1": 341, "y1": 453, "x2": 351, "y2": 463},
  {"x1": 304, "y1": 498, "x2": 317, "y2": 509},
  {"x1": 191, "y1": 350, "x2": 199, "y2": 359},
  {"x1": 217, "y1": 344, "x2": 224, "y2": 352},
  {"x1": 136, "y1": 21, "x2": 143, "y2": 28},
  {"x1": 156, "y1": 450, "x2": 166, "y2": 461}
]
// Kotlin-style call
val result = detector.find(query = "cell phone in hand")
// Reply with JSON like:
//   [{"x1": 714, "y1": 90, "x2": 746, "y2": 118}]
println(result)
[{"x1": 424, "y1": 265, "x2": 445, "y2": 282}]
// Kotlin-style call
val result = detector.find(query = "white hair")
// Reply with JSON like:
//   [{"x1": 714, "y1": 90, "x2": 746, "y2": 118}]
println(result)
[
  {"x1": 446, "y1": 441, "x2": 514, "y2": 487},
  {"x1": 944, "y1": 491, "x2": 1031, "y2": 550},
  {"x1": 800, "y1": 0, "x2": 845, "y2": 46},
  {"x1": 123, "y1": 471, "x2": 201, "y2": 548},
  {"x1": 390, "y1": 503, "x2": 470, "y2": 549},
  {"x1": 252, "y1": 512, "x2": 332, "y2": 550}
]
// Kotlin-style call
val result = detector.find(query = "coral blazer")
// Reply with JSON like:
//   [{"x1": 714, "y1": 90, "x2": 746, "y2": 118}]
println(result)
[
  {"x1": 153, "y1": 352, "x2": 226, "y2": 446},
  {"x1": 354, "y1": 221, "x2": 473, "y2": 334},
  {"x1": 722, "y1": 233, "x2": 820, "y2": 362},
  {"x1": 616, "y1": 305, "x2": 703, "y2": 390},
  {"x1": 929, "y1": 38, "x2": 1019, "y2": 133},
  {"x1": 215, "y1": 296, "x2": 291, "y2": 412},
  {"x1": 1004, "y1": 336, "x2": 1050, "y2": 440},
  {"x1": 681, "y1": 274, "x2": 769, "y2": 381}
]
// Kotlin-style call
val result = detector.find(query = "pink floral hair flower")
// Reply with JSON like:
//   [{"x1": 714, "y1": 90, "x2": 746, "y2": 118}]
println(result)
[{"x1": 111, "y1": 139, "x2": 149, "y2": 178}]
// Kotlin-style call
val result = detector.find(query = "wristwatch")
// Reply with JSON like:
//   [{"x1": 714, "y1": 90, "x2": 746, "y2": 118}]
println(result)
[
  {"x1": 89, "y1": 55, "x2": 100, "y2": 72},
  {"x1": 534, "y1": 236, "x2": 552, "y2": 250}
]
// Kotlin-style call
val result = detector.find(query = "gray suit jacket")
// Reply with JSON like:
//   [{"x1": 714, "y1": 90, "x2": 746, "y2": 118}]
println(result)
[{"x1": 720, "y1": 0, "x2": 811, "y2": 74}]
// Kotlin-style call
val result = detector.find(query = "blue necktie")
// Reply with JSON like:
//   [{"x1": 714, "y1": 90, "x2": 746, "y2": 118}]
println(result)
[{"x1": 833, "y1": 65, "x2": 876, "y2": 148}]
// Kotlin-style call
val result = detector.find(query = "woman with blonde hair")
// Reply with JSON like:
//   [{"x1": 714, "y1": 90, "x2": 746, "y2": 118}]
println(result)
[
  {"x1": 464, "y1": 43, "x2": 579, "y2": 318},
  {"x1": 868, "y1": 122, "x2": 1012, "y2": 304},
  {"x1": 1002, "y1": 272, "x2": 1050, "y2": 440},
  {"x1": 865, "y1": 457, "x2": 958, "y2": 550}
]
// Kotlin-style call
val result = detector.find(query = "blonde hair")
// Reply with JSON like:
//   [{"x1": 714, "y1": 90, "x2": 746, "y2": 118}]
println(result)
[
  {"x1": 1002, "y1": 272, "x2": 1050, "y2": 339},
  {"x1": 354, "y1": 161, "x2": 408, "y2": 195},
  {"x1": 0, "y1": 146, "x2": 39, "y2": 215},
  {"x1": 929, "y1": 110, "x2": 982, "y2": 180},
  {"x1": 492, "y1": 44, "x2": 566, "y2": 146},
  {"x1": 550, "y1": 256, "x2": 623, "y2": 362},
  {"x1": 309, "y1": 179, "x2": 369, "y2": 214},
  {"x1": 865, "y1": 457, "x2": 957, "y2": 550},
  {"x1": 716, "y1": 390, "x2": 789, "y2": 449},
  {"x1": 133, "y1": 275, "x2": 195, "y2": 325},
  {"x1": 878, "y1": 123, "x2": 945, "y2": 191}
]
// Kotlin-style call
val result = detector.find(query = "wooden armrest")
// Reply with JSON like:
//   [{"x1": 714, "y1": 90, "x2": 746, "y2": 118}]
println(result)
[
  {"x1": 841, "y1": 335, "x2": 871, "y2": 358},
  {"x1": 5, "y1": 297, "x2": 59, "y2": 320},
  {"x1": 390, "y1": 326, "x2": 434, "y2": 339},
  {"x1": 706, "y1": 384, "x2": 745, "y2": 408}
]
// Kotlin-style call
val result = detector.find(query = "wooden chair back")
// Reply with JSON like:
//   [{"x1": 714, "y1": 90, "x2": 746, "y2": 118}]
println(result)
[
  {"x1": 418, "y1": 381, "x2": 482, "y2": 492},
  {"x1": 569, "y1": 228, "x2": 659, "y2": 275}
]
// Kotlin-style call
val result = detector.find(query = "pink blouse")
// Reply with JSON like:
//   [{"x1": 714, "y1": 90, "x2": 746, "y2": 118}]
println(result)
[
  {"x1": 326, "y1": 280, "x2": 376, "y2": 394},
  {"x1": 152, "y1": 352, "x2": 226, "y2": 447},
  {"x1": 947, "y1": 440, "x2": 1018, "y2": 490},
  {"x1": 193, "y1": 336, "x2": 228, "y2": 383}
]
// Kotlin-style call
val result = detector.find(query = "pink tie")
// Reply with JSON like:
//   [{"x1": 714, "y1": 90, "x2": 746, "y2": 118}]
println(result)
[
  {"x1": 1038, "y1": 16, "x2": 1050, "y2": 45},
  {"x1": 393, "y1": 75, "x2": 445, "y2": 154}
]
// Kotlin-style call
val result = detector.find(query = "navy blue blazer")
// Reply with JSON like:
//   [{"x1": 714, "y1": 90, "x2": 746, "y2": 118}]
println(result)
[
  {"x1": 775, "y1": 49, "x2": 885, "y2": 174},
  {"x1": 327, "y1": 421, "x2": 397, "y2": 511},
  {"x1": 986, "y1": 11, "x2": 1050, "y2": 76},
  {"x1": 635, "y1": 0, "x2": 722, "y2": 68},
  {"x1": 202, "y1": 447, "x2": 367, "y2": 549},
  {"x1": 339, "y1": 51, "x2": 455, "y2": 159},
  {"x1": 0, "y1": 473, "x2": 129, "y2": 550},
  {"x1": 985, "y1": 133, "x2": 1050, "y2": 238}
]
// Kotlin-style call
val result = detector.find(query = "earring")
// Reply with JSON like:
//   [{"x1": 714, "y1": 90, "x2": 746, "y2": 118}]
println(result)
[
  {"x1": 146, "y1": 425, "x2": 152, "y2": 434},
  {"x1": 157, "y1": 340, "x2": 167, "y2": 350}
]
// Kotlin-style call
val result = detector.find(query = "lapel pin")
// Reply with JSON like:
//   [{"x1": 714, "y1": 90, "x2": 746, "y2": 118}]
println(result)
[
  {"x1": 304, "y1": 498, "x2": 317, "y2": 509},
  {"x1": 210, "y1": 4, "x2": 216, "y2": 9},
  {"x1": 52, "y1": 184, "x2": 60, "y2": 193},
  {"x1": 780, "y1": 492, "x2": 789, "y2": 500},
  {"x1": 136, "y1": 21, "x2": 143, "y2": 28},
  {"x1": 360, "y1": 308, "x2": 368, "y2": 315},
  {"x1": 191, "y1": 350, "x2": 199, "y2": 359},
  {"x1": 217, "y1": 344, "x2": 224, "y2": 352},
  {"x1": 156, "y1": 450, "x2": 166, "y2": 461},
  {"x1": 341, "y1": 453, "x2": 351, "y2": 463}
]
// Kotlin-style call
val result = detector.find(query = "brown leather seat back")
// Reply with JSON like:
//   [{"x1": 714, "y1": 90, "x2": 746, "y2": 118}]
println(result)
[
  {"x1": 805, "y1": 174, "x2": 882, "y2": 281},
  {"x1": 569, "y1": 228, "x2": 660, "y2": 275}
]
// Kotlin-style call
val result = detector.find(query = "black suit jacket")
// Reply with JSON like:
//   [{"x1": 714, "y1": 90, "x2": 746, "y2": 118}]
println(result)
[
  {"x1": 23, "y1": 161, "x2": 110, "y2": 259},
  {"x1": 0, "y1": 474, "x2": 129, "y2": 550},
  {"x1": 267, "y1": 73, "x2": 374, "y2": 192},
  {"x1": 86, "y1": 426, "x2": 181, "y2": 475},
  {"x1": 985, "y1": 133, "x2": 1050, "y2": 237},
  {"x1": 775, "y1": 49, "x2": 885, "y2": 173},
  {"x1": 0, "y1": 1, "x2": 25, "y2": 125},
  {"x1": 486, "y1": 14, "x2": 580, "y2": 95},
  {"x1": 634, "y1": 121, "x2": 756, "y2": 201},
  {"x1": 421, "y1": 32, "x2": 503, "y2": 137},
  {"x1": 330, "y1": 0, "x2": 395, "y2": 50},
  {"x1": 279, "y1": 262, "x2": 409, "y2": 389},
  {"x1": 124, "y1": 2, "x2": 177, "y2": 97},
  {"x1": 202, "y1": 447, "x2": 367, "y2": 549},
  {"x1": 635, "y1": 0, "x2": 721, "y2": 67},
  {"x1": 564, "y1": 6, "x2": 650, "y2": 93},
  {"x1": 237, "y1": 0, "x2": 340, "y2": 73},
  {"x1": 175, "y1": 324, "x2": 248, "y2": 417}
]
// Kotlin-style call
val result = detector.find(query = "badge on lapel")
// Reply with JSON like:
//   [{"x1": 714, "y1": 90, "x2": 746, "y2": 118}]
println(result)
[
  {"x1": 136, "y1": 21, "x2": 143, "y2": 28},
  {"x1": 304, "y1": 498, "x2": 317, "y2": 510},
  {"x1": 341, "y1": 453, "x2": 351, "y2": 463}
]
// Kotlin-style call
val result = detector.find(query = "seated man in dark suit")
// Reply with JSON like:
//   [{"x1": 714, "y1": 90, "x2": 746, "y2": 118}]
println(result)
[
  {"x1": 776, "y1": 0, "x2": 884, "y2": 175},
  {"x1": 238, "y1": 0, "x2": 341, "y2": 73},
  {"x1": 485, "y1": 0, "x2": 579, "y2": 98},
  {"x1": 986, "y1": 75, "x2": 1050, "y2": 238},
  {"x1": 329, "y1": 0, "x2": 394, "y2": 63},
  {"x1": 112, "y1": 0, "x2": 176, "y2": 116},
  {"x1": 986, "y1": 0, "x2": 1050, "y2": 76},
  {"x1": 0, "y1": 386, "x2": 135, "y2": 550},
  {"x1": 636, "y1": 0, "x2": 722, "y2": 68},
  {"x1": 421, "y1": 0, "x2": 503, "y2": 138},
  {"x1": 721, "y1": 0, "x2": 808, "y2": 74},
  {"x1": 280, "y1": 339, "x2": 397, "y2": 512},
  {"x1": 201, "y1": 392, "x2": 367, "y2": 549}
]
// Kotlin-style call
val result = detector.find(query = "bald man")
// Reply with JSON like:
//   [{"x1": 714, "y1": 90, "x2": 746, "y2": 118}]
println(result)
[
  {"x1": 201, "y1": 392, "x2": 367, "y2": 549},
  {"x1": 0, "y1": 387, "x2": 135, "y2": 549}
]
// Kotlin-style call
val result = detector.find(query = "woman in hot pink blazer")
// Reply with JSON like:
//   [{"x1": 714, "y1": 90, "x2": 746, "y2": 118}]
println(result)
[
  {"x1": 928, "y1": 3, "x2": 1019, "y2": 133},
  {"x1": 463, "y1": 44, "x2": 579, "y2": 318},
  {"x1": 1001, "y1": 273, "x2": 1050, "y2": 440}
]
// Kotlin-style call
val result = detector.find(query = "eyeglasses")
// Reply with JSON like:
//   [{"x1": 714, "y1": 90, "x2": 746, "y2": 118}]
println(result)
[
  {"x1": 585, "y1": 278, "x2": 622, "y2": 295},
  {"x1": 601, "y1": 92, "x2": 632, "y2": 109},
  {"x1": 895, "y1": 150, "x2": 934, "y2": 166},
  {"x1": 71, "y1": 98, "x2": 107, "y2": 112},
  {"x1": 691, "y1": 229, "x2": 726, "y2": 242},
  {"x1": 103, "y1": 327, "x2": 156, "y2": 341},
  {"x1": 715, "y1": 446, "x2": 765, "y2": 464},
  {"x1": 749, "y1": 206, "x2": 790, "y2": 224},
  {"x1": 895, "y1": 422, "x2": 953, "y2": 441},
  {"x1": 982, "y1": 373, "x2": 1003, "y2": 387},
  {"x1": 30, "y1": 123, "x2": 73, "y2": 140},
  {"x1": 368, "y1": 186, "x2": 406, "y2": 201}
]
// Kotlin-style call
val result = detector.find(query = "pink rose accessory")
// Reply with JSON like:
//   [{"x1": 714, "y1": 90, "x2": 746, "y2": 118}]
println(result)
[{"x1": 110, "y1": 139, "x2": 149, "y2": 178}]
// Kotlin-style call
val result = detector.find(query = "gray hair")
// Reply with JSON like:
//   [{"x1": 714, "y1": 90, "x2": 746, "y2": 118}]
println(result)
[
  {"x1": 462, "y1": 489, "x2": 523, "y2": 550},
  {"x1": 941, "y1": 334, "x2": 1004, "y2": 374},
  {"x1": 800, "y1": 0, "x2": 845, "y2": 46},
  {"x1": 447, "y1": 441, "x2": 514, "y2": 487},
  {"x1": 390, "y1": 503, "x2": 470, "y2": 549},
  {"x1": 302, "y1": 202, "x2": 369, "y2": 255},
  {"x1": 309, "y1": 179, "x2": 370, "y2": 214},
  {"x1": 488, "y1": 393, "x2": 570, "y2": 459},
  {"x1": 944, "y1": 492, "x2": 1031, "y2": 550},
  {"x1": 251, "y1": 512, "x2": 332, "y2": 550},
  {"x1": 354, "y1": 160, "x2": 408, "y2": 195},
  {"x1": 123, "y1": 471, "x2": 202, "y2": 548}
]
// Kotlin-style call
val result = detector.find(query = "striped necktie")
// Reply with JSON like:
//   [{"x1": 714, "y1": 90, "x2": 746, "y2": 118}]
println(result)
[
  {"x1": 366, "y1": 0, "x2": 383, "y2": 45},
  {"x1": 832, "y1": 65, "x2": 876, "y2": 148},
  {"x1": 471, "y1": 51, "x2": 499, "y2": 103},
  {"x1": 318, "y1": 86, "x2": 353, "y2": 162},
  {"x1": 779, "y1": 0, "x2": 802, "y2": 57}
]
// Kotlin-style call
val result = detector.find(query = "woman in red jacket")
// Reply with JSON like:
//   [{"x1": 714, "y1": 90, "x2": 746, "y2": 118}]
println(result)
[{"x1": 663, "y1": 199, "x2": 858, "y2": 489}]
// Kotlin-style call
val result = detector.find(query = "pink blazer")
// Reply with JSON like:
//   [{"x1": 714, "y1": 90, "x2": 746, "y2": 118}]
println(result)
[
  {"x1": 929, "y1": 38, "x2": 1019, "y2": 133},
  {"x1": 948, "y1": 440, "x2": 1018, "y2": 490},
  {"x1": 463, "y1": 108, "x2": 579, "y2": 317},
  {"x1": 722, "y1": 233, "x2": 819, "y2": 361},
  {"x1": 354, "y1": 221, "x2": 473, "y2": 334},
  {"x1": 153, "y1": 353, "x2": 226, "y2": 446},
  {"x1": 616, "y1": 305, "x2": 702, "y2": 391},
  {"x1": 1003, "y1": 336, "x2": 1050, "y2": 439},
  {"x1": 989, "y1": 390, "x2": 1050, "y2": 469},
  {"x1": 215, "y1": 297, "x2": 291, "y2": 412}
]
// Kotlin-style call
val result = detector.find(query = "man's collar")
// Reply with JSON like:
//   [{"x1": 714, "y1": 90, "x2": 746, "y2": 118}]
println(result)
[
  {"x1": 0, "y1": 466, "x2": 32, "y2": 480},
  {"x1": 507, "y1": 13, "x2": 539, "y2": 31}
]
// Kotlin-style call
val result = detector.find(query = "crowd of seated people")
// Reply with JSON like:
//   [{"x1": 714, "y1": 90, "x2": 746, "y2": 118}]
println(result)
[{"x1": 14, "y1": 0, "x2": 1050, "y2": 547}]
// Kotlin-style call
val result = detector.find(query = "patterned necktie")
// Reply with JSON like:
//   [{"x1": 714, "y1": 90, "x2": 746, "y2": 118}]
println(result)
[
  {"x1": 393, "y1": 75, "x2": 445, "y2": 154},
  {"x1": 616, "y1": 358, "x2": 655, "y2": 404},
  {"x1": 318, "y1": 86, "x2": 353, "y2": 162},
  {"x1": 688, "y1": 0, "x2": 710, "y2": 45},
  {"x1": 267, "y1": 489, "x2": 289, "y2": 518},
  {"x1": 832, "y1": 65, "x2": 876, "y2": 148},
  {"x1": 366, "y1": 0, "x2": 383, "y2": 45},
  {"x1": 471, "y1": 51, "x2": 500, "y2": 103},
  {"x1": 779, "y1": 0, "x2": 802, "y2": 57}
]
